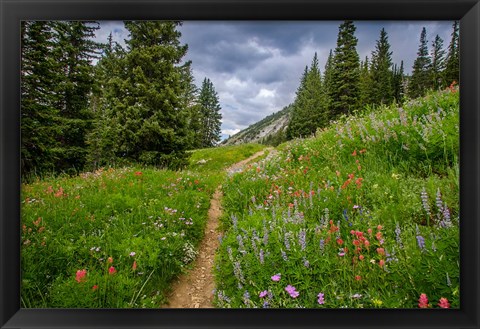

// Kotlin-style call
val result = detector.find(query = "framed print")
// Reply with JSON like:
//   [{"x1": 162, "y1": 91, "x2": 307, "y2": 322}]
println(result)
[{"x1": 1, "y1": 0, "x2": 479, "y2": 328}]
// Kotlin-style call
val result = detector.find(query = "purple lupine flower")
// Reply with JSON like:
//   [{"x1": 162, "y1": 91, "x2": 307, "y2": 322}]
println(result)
[
  {"x1": 416, "y1": 235, "x2": 426, "y2": 251},
  {"x1": 271, "y1": 273, "x2": 281, "y2": 281},
  {"x1": 421, "y1": 188, "x2": 431, "y2": 217},
  {"x1": 303, "y1": 257, "x2": 310, "y2": 268},
  {"x1": 440, "y1": 203, "x2": 452, "y2": 228},
  {"x1": 319, "y1": 239, "x2": 325, "y2": 252},
  {"x1": 285, "y1": 285, "x2": 299, "y2": 298},
  {"x1": 298, "y1": 229, "x2": 307, "y2": 251},
  {"x1": 259, "y1": 249, "x2": 264, "y2": 264},
  {"x1": 233, "y1": 261, "x2": 245, "y2": 283},
  {"x1": 395, "y1": 223, "x2": 403, "y2": 247},
  {"x1": 284, "y1": 232, "x2": 291, "y2": 251},
  {"x1": 243, "y1": 290, "x2": 251, "y2": 306},
  {"x1": 231, "y1": 214, "x2": 238, "y2": 230},
  {"x1": 262, "y1": 301, "x2": 270, "y2": 308},
  {"x1": 237, "y1": 234, "x2": 246, "y2": 254},
  {"x1": 436, "y1": 188, "x2": 443, "y2": 212},
  {"x1": 317, "y1": 293, "x2": 325, "y2": 305},
  {"x1": 281, "y1": 249, "x2": 288, "y2": 261}
]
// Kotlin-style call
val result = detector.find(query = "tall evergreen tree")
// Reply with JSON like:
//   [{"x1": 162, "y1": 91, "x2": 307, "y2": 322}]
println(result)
[
  {"x1": 86, "y1": 33, "x2": 126, "y2": 169},
  {"x1": 444, "y1": 21, "x2": 459, "y2": 86},
  {"x1": 358, "y1": 56, "x2": 374, "y2": 107},
  {"x1": 323, "y1": 49, "x2": 334, "y2": 108},
  {"x1": 392, "y1": 60, "x2": 406, "y2": 103},
  {"x1": 287, "y1": 53, "x2": 327, "y2": 139},
  {"x1": 370, "y1": 28, "x2": 394, "y2": 105},
  {"x1": 329, "y1": 20, "x2": 361, "y2": 118},
  {"x1": 51, "y1": 21, "x2": 101, "y2": 174},
  {"x1": 408, "y1": 27, "x2": 432, "y2": 98},
  {"x1": 21, "y1": 21, "x2": 61, "y2": 176},
  {"x1": 430, "y1": 34, "x2": 446, "y2": 90},
  {"x1": 197, "y1": 77, "x2": 222, "y2": 148},
  {"x1": 104, "y1": 21, "x2": 191, "y2": 169}
]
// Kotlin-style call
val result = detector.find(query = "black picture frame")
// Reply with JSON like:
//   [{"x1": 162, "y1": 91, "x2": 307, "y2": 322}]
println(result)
[{"x1": 1, "y1": 0, "x2": 479, "y2": 328}]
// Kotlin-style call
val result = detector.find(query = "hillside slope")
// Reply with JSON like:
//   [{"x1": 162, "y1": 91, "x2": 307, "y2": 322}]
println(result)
[{"x1": 222, "y1": 104, "x2": 292, "y2": 146}]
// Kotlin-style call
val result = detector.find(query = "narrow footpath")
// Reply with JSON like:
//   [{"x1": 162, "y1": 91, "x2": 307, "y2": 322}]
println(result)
[{"x1": 164, "y1": 148, "x2": 272, "y2": 308}]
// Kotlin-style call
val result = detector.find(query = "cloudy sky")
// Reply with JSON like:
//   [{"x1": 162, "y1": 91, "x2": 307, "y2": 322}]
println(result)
[{"x1": 95, "y1": 21, "x2": 454, "y2": 140}]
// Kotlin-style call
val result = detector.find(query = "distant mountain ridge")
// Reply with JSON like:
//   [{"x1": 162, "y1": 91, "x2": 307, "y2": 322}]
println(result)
[{"x1": 222, "y1": 104, "x2": 292, "y2": 146}]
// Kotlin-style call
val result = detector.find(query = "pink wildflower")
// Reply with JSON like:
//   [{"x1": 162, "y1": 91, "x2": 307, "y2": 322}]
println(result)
[
  {"x1": 271, "y1": 274, "x2": 281, "y2": 282},
  {"x1": 285, "y1": 285, "x2": 299, "y2": 298},
  {"x1": 108, "y1": 266, "x2": 116, "y2": 275},
  {"x1": 75, "y1": 269, "x2": 87, "y2": 283},
  {"x1": 418, "y1": 293, "x2": 429, "y2": 308},
  {"x1": 438, "y1": 298, "x2": 450, "y2": 308}
]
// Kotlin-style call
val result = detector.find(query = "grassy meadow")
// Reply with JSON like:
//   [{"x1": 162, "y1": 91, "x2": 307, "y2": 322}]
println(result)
[
  {"x1": 21, "y1": 143, "x2": 265, "y2": 308},
  {"x1": 214, "y1": 88, "x2": 459, "y2": 308},
  {"x1": 21, "y1": 89, "x2": 459, "y2": 309}
]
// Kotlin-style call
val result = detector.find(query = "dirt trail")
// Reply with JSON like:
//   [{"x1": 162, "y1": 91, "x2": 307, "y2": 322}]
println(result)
[{"x1": 163, "y1": 148, "x2": 273, "y2": 308}]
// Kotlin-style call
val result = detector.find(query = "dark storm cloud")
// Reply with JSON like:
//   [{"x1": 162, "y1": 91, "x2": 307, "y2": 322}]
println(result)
[{"x1": 95, "y1": 20, "x2": 454, "y2": 140}]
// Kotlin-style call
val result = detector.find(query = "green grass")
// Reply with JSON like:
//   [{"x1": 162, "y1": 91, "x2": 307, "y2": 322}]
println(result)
[
  {"x1": 214, "y1": 89, "x2": 459, "y2": 308},
  {"x1": 21, "y1": 143, "x2": 264, "y2": 308}
]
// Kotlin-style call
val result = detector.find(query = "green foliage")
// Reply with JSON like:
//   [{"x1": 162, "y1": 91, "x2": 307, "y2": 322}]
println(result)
[
  {"x1": 195, "y1": 78, "x2": 223, "y2": 148},
  {"x1": 444, "y1": 21, "x2": 459, "y2": 86},
  {"x1": 370, "y1": 28, "x2": 394, "y2": 105},
  {"x1": 21, "y1": 143, "x2": 264, "y2": 308},
  {"x1": 287, "y1": 53, "x2": 329, "y2": 139},
  {"x1": 214, "y1": 89, "x2": 459, "y2": 308},
  {"x1": 431, "y1": 35, "x2": 446, "y2": 90},
  {"x1": 409, "y1": 27, "x2": 432, "y2": 98},
  {"x1": 329, "y1": 21, "x2": 361, "y2": 118}
]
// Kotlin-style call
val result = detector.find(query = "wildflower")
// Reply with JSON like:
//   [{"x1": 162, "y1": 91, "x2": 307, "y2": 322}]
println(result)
[
  {"x1": 298, "y1": 229, "x2": 307, "y2": 251},
  {"x1": 108, "y1": 266, "x2": 116, "y2": 275},
  {"x1": 134, "y1": 171, "x2": 142, "y2": 176},
  {"x1": 263, "y1": 301, "x2": 270, "y2": 308},
  {"x1": 281, "y1": 249, "x2": 288, "y2": 261},
  {"x1": 376, "y1": 248, "x2": 385, "y2": 255},
  {"x1": 421, "y1": 188, "x2": 431, "y2": 217},
  {"x1": 319, "y1": 239, "x2": 325, "y2": 252},
  {"x1": 416, "y1": 235, "x2": 426, "y2": 251},
  {"x1": 92, "y1": 285, "x2": 98, "y2": 291},
  {"x1": 303, "y1": 258, "x2": 310, "y2": 268},
  {"x1": 353, "y1": 205, "x2": 360, "y2": 209},
  {"x1": 372, "y1": 298, "x2": 383, "y2": 307},
  {"x1": 359, "y1": 255, "x2": 364, "y2": 261},
  {"x1": 438, "y1": 297, "x2": 450, "y2": 308},
  {"x1": 271, "y1": 274, "x2": 281, "y2": 282},
  {"x1": 352, "y1": 150, "x2": 357, "y2": 156},
  {"x1": 285, "y1": 285, "x2": 300, "y2": 298},
  {"x1": 338, "y1": 248, "x2": 346, "y2": 257},
  {"x1": 364, "y1": 240, "x2": 370, "y2": 248},
  {"x1": 259, "y1": 249, "x2": 264, "y2": 264},
  {"x1": 132, "y1": 261, "x2": 137, "y2": 271},
  {"x1": 107, "y1": 257, "x2": 113, "y2": 264},
  {"x1": 375, "y1": 232, "x2": 382, "y2": 240},
  {"x1": 395, "y1": 223, "x2": 403, "y2": 247},
  {"x1": 367, "y1": 228, "x2": 372, "y2": 235},
  {"x1": 259, "y1": 290, "x2": 268, "y2": 298},
  {"x1": 379, "y1": 260, "x2": 385, "y2": 268},
  {"x1": 337, "y1": 238, "x2": 344, "y2": 245},
  {"x1": 243, "y1": 291, "x2": 251, "y2": 305},
  {"x1": 129, "y1": 252, "x2": 136, "y2": 257},
  {"x1": 317, "y1": 292, "x2": 325, "y2": 305},
  {"x1": 418, "y1": 293, "x2": 429, "y2": 308},
  {"x1": 75, "y1": 269, "x2": 87, "y2": 283},
  {"x1": 351, "y1": 293, "x2": 362, "y2": 299}
]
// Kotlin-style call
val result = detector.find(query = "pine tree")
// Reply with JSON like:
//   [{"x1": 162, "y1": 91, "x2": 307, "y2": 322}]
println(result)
[
  {"x1": 323, "y1": 49, "x2": 334, "y2": 108},
  {"x1": 21, "y1": 21, "x2": 61, "y2": 176},
  {"x1": 51, "y1": 21, "x2": 101, "y2": 174},
  {"x1": 370, "y1": 28, "x2": 394, "y2": 105},
  {"x1": 358, "y1": 56, "x2": 374, "y2": 107},
  {"x1": 86, "y1": 33, "x2": 126, "y2": 169},
  {"x1": 408, "y1": 27, "x2": 432, "y2": 98},
  {"x1": 197, "y1": 77, "x2": 222, "y2": 148},
  {"x1": 430, "y1": 34, "x2": 446, "y2": 90},
  {"x1": 287, "y1": 53, "x2": 327, "y2": 139},
  {"x1": 444, "y1": 21, "x2": 459, "y2": 86},
  {"x1": 392, "y1": 61, "x2": 406, "y2": 103},
  {"x1": 104, "y1": 21, "x2": 191, "y2": 169},
  {"x1": 329, "y1": 20, "x2": 361, "y2": 118}
]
